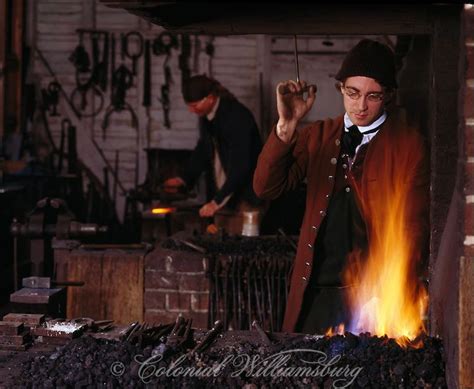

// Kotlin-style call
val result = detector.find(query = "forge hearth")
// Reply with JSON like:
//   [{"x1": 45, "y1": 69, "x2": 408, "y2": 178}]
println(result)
[{"x1": 7, "y1": 320, "x2": 446, "y2": 388}]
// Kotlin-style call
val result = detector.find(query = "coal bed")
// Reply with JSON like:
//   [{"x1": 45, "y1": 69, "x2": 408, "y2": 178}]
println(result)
[{"x1": 8, "y1": 328, "x2": 446, "y2": 388}]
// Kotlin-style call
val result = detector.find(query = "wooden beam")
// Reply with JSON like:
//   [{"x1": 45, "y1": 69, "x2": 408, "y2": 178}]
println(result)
[
  {"x1": 0, "y1": 0, "x2": 6, "y2": 139},
  {"x1": 100, "y1": 3, "x2": 435, "y2": 35}
]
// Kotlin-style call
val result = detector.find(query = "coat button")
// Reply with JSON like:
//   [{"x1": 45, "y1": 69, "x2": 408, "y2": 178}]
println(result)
[
  {"x1": 312, "y1": 225, "x2": 317, "y2": 230},
  {"x1": 335, "y1": 139, "x2": 341, "y2": 146},
  {"x1": 342, "y1": 163, "x2": 348, "y2": 169},
  {"x1": 305, "y1": 262, "x2": 310, "y2": 266},
  {"x1": 320, "y1": 210, "x2": 326, "y2": 216},
  {"x1": 308, "y1": 243, "x2": 313, "y2": 249},
  {"x1": 328, "y1": 175, "x2": 334, "y2": 181},
  {"x1": 330, "y1": 158, "x2": 337, "y2": 165},
  {"x1": 302, "y1": 276, "x2": 307, "y2": 281},
  {"x1": 345, "y1": 186, "x2": 351, "y2": 192}
]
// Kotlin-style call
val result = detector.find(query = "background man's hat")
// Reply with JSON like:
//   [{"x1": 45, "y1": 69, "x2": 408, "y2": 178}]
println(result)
[{"x1": 182, "y1": 75, "x2": 218, "y2": 103}]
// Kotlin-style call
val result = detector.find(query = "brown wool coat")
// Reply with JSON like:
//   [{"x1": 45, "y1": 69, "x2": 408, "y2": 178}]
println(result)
[{"x1": 253, "y1": 111, "x2": 429, "y2": 332}]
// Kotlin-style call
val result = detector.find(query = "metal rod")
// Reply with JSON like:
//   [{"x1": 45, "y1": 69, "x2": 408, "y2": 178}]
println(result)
[
  {"x1": 13, "y1": 236, "x2": 18, "y2": 291},
  {"x1": 294, "y1": 35, "x2": 300, "y2": 83},
  {"x1": 252, "y1": 320, "x2": 272, "y2": 347}
]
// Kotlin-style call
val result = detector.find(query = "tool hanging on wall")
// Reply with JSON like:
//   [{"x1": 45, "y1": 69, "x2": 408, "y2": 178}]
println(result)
[
  {"x1": 36, "y1": 47, "x2": 128, "y2": 196},
  {"x1": 68, "y1": 30, "x2": 90, "y2": 72},
  {"x1": 69, "y1": 29, "x2": 107, "y2": 118},
  {"x1": 205, "y1": 36, "x2": 215, "y2": 77},
  {"x1": 192, "y1": 34, "x2": 201, "y2": 73},
  {"x1": 102, "y1": 64, "x2": 138, "y2": 140},
  {"x1": 159, "y1": 63, "x2": 172, "y2": 129},
  {"x1": 123, "y1": 31, "x2": 144, "y2": 76},
  {"x1": 143, "y1": 39, "x2": 151, "y2": 107},
  {"x1": 57, "y1": 119, "x2": 67, "y2": 174},
  {"x1": 55, "y1": 119, "x2": 78, "y2": 176},
  {"x1": 41, "y1": 81, "x2": 61, "y2": 117},
  {"x1": 91, "y1": 31, "x2": 109, "y2": 92},
  {"x1": 152, "y1": 32, "x2": 179, "y2": 129},
  {"x1": 70, "y1": 75, "x2": 104, "y2": 118},
  {"x1": 110, "y1": 33, "x2": 116, "y2": 82},
  {"x1": 179, "y1": 34, "x2": 192, "y2": 94}
]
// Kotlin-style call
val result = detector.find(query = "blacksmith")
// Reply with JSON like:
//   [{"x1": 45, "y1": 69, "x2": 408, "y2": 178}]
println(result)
[
  {"x1": 164, "y1": 75, "x2": 263, "y2": 221},
  {"x1": 253, "y1": 39, "x2": 429, "y2": 333}
]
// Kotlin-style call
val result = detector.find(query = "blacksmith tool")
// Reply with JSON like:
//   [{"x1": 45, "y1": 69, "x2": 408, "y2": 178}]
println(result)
[
  {"x1": 57, "y1": 119, "x2": 67, "y2": 174},
  {"x1": 45, "y1": 81, "x2": 61, "y2": 116},
  {"x1": 123, "y1": 31, "x2": 144, "y2": 76},
  {"x1": 68, "y1": 30, "x2": 90, "y2": 72},
  {"x1": 67, "y1": 120, "x2": 78, "y2": 174},
  {"x1": 207, "y1": 256, "x2": 216, "y2": 327},
  {"x1": 246, "y1": 262, "x2": 252, "y2": 329},
  {"x1": 143, "y1": 39, "x2": 151, "y2": 107},
  {"x1": 152, "y1": 32, "x2": 179, "y2": 57},
  {"x1": 265, "y1": 260, "x2": 274, "y2": 333},
  {"x1": 151, "y1": 315, "x2": 192, "y2": 356},
  {"x1": 215, "y1": 256, "x2": 221, "y2": 324},
  {"x1": 205, "y1": 36, "x2": 215, "y2": 77},
  {"x1": 236, "y1": 255, "x2": 243, "y2": 329},
  {"x1": 179, "y1": 34, "x2": 192, "y2": 88},
  {"x1": 159, "y1": 58, "x2": 172, "y2": 128},
  {"x1": 113, "y1": 150, "x2": 119, "y2": 209},
  {"x1": 189, "y1": 320, "x2": 223, "y2": 356},
  {"x1": 231, "y1": 256, "x2": 238, "y2": 329},
  {"x1": 252, "y1": 260, "x2": 263, "y2": 325},
  {"x1": 22, "y1": 277, "x2": 84, "y2": 289},
  {"x1": 294, "y1": 35, "x2": 300, "y2": 83},
  {"x1": 276, "y1": 257, "x2": 282, "y2": 329},
  {"x1": 192, "y1": 34, "x2": 201, "y2": 73},
  {"x1": 174, "y1": 239, "x2": 206, "y2": 254},
  {"x1": 102, "y1": 64, "x2": 138, "y2": 139},
  {"x1": 223, "y1": 258, "x2": 229, "y2": 330},
  {"x1": 278, "y1": 35, "x2": 317, "y2": 96},
  {"x1": 252, "y1": 320, "x2": 273, "y2": 347},
  {"x1": 110, "y1": 33, "x2": 116, "y2": 81},
  {"x1": 119, "y1": 321, "x2": 139, "y2": 341},
  {"x1": 35, "y1": 47, "x2": 127, "y2": 194}
]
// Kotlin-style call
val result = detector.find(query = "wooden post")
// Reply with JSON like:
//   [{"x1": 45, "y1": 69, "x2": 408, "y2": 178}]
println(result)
[
  {"x1": 10, "y1": 0, "x2": 24, "y2": 135},
  {"x1": 0, "y1": 0, "x2": 6, "y2": 140}
]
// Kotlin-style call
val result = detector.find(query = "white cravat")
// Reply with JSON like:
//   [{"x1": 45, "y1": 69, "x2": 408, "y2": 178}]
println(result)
[{"x1": 344, "y1": 111, "x2": 387, "y2": 155}]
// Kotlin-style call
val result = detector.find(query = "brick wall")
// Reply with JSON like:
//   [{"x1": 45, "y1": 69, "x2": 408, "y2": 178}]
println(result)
[
  {"x1": 460, "y1": 5, "x2": 474, "y2": 388},
  {"x1": 144, "y1": 248, "x2": 209, "y2": 329}
]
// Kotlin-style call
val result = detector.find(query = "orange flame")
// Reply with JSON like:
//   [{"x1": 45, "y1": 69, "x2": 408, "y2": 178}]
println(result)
[
  {"x1": 325, "y1": 323, "x2": 345, "y2": 337},
  {"x1": 344, "y1": 130, "x2": 428, "y2": 348},
  {"x1": 151, "y1": 207, "x2": 176, "y2": 215}
]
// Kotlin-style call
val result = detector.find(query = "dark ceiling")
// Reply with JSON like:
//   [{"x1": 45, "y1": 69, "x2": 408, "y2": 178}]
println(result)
[{"x1": 99, "y1": 2, "x2": 444, "y2": 35}]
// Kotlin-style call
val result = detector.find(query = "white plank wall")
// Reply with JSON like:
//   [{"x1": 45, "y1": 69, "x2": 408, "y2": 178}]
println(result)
[{"x1": 31, "y1": 0, "x2": 261, "y2": 219}]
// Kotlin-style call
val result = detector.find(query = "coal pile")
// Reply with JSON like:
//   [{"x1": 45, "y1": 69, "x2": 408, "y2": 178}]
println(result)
[
  {"x1": 161, "y1": 233, "x2": 297, "y2": 256},
  {"x1": 12, "y1": 331, "x2": 446, "y2": 388}
]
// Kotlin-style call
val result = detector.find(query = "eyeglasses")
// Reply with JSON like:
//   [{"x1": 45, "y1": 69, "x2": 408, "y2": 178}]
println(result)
[{"x1": 341, "y1": 86, "x2": 385, "y2": 102}]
